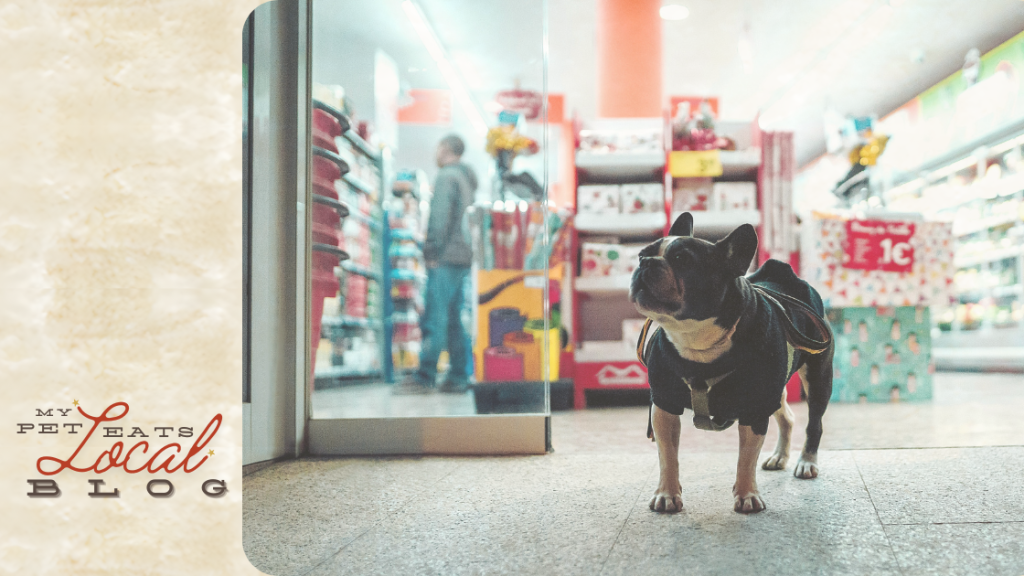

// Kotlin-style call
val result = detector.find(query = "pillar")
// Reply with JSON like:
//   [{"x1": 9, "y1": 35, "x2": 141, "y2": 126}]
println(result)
[{"x1": 596, "y1": 0, "x2": 663, "y2": 118}]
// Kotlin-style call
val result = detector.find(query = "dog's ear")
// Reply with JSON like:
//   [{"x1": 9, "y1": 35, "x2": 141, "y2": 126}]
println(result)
[
  {"x1": 669, "y1": 212, "x2": 694, "y2": 237},
  {"x1": 715, "y1": 224, "x2": 758, "y2": 276}
]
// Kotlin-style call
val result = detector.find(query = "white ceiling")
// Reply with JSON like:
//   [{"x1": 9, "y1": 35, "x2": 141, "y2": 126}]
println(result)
[{"x1": 314, "y1": 0, "x2": 1024, "y2": 167}]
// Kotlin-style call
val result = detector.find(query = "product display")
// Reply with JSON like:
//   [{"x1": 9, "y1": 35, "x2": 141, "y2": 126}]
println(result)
[
  {"x1": 803, "y1": 212, "x2": 955, "y2": 308},
  {"x1": 827, "y1": 306, "x2": 933, "y2": 402},
  {"x1": 671, "y1": 177, "x2": 714, "y2": 212},
  {"x1": 311, "y1": 94, "x2": 387, "y2": 387},
  {"x1": 386, "y1": 170, "x2": 429, "y2": 377},
  {"x1": 712, "y1": 182, "x2": 757, "y2": 211}
]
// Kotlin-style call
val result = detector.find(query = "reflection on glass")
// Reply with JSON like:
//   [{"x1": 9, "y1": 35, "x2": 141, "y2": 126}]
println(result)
[{"x1": 309, "y1": 0, "x2": 554, "y2": 419}]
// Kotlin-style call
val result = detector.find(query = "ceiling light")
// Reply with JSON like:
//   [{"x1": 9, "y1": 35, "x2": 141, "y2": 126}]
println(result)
[
  {"x1": 660, "y1": 4, "x2": 689, "y2": 20},
  {"x1": 402, "y1": 0, "x2": 488, "y2": 136}
]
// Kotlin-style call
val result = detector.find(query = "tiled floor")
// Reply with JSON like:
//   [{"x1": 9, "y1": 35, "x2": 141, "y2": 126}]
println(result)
[{"x1": 244, "y1": 373, "x2": 1024, "y2": 576}]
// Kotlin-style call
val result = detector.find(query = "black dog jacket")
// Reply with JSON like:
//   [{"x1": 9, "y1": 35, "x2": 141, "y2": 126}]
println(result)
[{"x1": 643, "y1": 260, "x2": 828, "y2": 436}]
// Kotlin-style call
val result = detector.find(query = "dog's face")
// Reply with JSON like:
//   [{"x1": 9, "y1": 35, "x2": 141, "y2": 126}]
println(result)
[{"x1": 629, "y1": 212, "x2": 758, "y2": 322}]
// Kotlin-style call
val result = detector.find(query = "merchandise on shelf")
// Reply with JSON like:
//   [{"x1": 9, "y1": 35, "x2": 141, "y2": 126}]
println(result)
[
  {"x1": 580, "y1": 242, "x2": 644, "y2": 277},
  {"x1": 803, "y1": 212, "x2": 955, "y2": 308},
  {"x1": 579, "y1": 128, "x2": 662, "y2": 154},
  {"x1": 712, "y1": 182, "x2": 756, "y2": 211},
  {"x1": 620, "y1": 183, "x2": 664, "y2": 214},
  {"x1": 577, "y1": 184, "x2": 620, "y2": 215},
  {"x1": 827, "y1": 306, "x2": 933, "y2": 402},
  {"x1": 621, "y1": 318, "x2": 647, "y2": 346},
  {"x1": 671, "y1": 177, "x2": 714, "y2": 212},
  {"x1": 310, "y1": 94, "x2": 387, "y2": 387}
]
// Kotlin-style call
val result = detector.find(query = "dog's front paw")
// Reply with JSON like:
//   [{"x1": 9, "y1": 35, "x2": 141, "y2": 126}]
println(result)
[
  {"x1": 761, "y1": 452, "x2": 788, "y2": 471},
  {"x1": 732, "y1": 489, "x2": 766, "y2": 514},
  {"x1": 649, "y1": 490, "x2": 683, "y2": 514},
  {"x1": 794, "y1": 455, "x2": 818, "y2": 479}
]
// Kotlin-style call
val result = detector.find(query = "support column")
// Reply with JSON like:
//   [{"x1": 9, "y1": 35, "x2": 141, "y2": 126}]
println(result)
[{"x1": 596, "y1": 0, "x2": 662, "y2": 118}]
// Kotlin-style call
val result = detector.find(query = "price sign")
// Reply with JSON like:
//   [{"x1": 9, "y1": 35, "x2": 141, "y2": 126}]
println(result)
[
  {"x1": 843, "y1": 219, "x2": 916, "y2": 272},
  {"x1": 668, "y1": 150, "x2": 723, "y2": 177}
]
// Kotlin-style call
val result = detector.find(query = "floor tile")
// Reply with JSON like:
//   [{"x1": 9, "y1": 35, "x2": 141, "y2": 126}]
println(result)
[
  {"x1": 243, "y1": 457, "x2": 458, "y2": 576},
  {"x1": 600, "y1": 452, "x2": 901, "y2": 576},
  {"x1": 885, "y1": 522, "x2": 1024, "y2": 576},
  {"x1": 303, "y1": 454, "x2": 654, "y2": 576},
  {"x1": 854, "y1": 446, "x2": 1024, "y2": 525}
]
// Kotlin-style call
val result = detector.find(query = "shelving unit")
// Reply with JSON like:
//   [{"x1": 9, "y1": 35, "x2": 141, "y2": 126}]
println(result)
[
  {"x1": 885, "y1": 138, "x2": 1024, "y2": 333},
  {"x1": 385, "y1": 169, "x2": 431, "y2": 383},
  {"x1": 311, "y1": 98, "x2": 388, "y2": 389},
  {"x1": 572, "y1": 118, "x2": 666, "y2": 409}
]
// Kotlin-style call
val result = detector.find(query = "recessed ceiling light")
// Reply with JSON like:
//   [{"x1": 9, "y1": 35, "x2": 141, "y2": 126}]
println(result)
[{"x1": 660, "y1": 4, "x2": 689, "y2": 20}]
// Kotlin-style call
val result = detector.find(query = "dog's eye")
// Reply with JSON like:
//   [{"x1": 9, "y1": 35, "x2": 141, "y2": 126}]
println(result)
[{"x1": 672, "y1": 251, "x2": 689, "y2": 263}]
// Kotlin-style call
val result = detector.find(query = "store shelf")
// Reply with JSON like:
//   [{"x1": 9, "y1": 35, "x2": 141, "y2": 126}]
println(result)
[
  {"x1": 992, "y1": 284, "x2": 1024, "y2": 297},
  {"x1": 575, "y1": 340, "x2": 638, "y2": 363},
  {"x1": 341, "y1": 262, "x2": 383, "y2": 281},
  {"x1": 576, "y1": 211, "x2": 667, "y2": 236},
  {"x1": 672, "y1": 210, "x2": 762, "y2": 238},
  {"x1": 347, "y1": 209, "x2": 382, "y2": 231},
  {"x1": 343, "y1": 173, "x2": 375, "y2": 196},
  {"x1": 321, "y1": 315, "x2": 382, "y2": 330},
  {"x1": 575, "y1": 275, "x2": 633, "y2": 295},
  {"x1": 391, "y1": 269, "x2": 426, "y2": 282},
  {"x1": 313, "y1": 146, "x2": 350, "y2": 175},
  {"x1": 314, "y1": 366, "x2": 382, "y2": 382},
  {"x1": 953, "y1": 213, "x2": 1021, "y2": 236},
  {"x1": 312, "y1": 193, "x2": 350, "y2": 218},
  {"x1": 312, "y1": 99, "x2": 353, "y2": 132},
  {"x1": 390, "y1": 228, "x2": 425, "y2": 244},
  {"x1": 342, "y1": 131, "x2": 379, "y2": 162},
  {"x1": 717, "y1": 149, "x2": 761, "y2": 177},
  {"x1": 955, "y1": 246, "x2": 1023, "y2": 268},
  {"x1": 575, "y1": 150, "x2": 665, "y2": 180}
]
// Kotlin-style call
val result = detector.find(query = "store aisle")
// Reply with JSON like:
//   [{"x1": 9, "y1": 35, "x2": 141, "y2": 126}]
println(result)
[{"x1": 244, "y1": 373, "x2": 1024, "y2": 576}]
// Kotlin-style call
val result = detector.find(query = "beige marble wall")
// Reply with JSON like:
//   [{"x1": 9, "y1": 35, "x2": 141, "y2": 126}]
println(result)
[{"x1": 1, "y1": 0, "x2": 266, "y2": 573}]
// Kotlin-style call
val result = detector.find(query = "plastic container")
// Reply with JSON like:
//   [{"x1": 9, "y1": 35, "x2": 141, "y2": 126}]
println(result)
[
  {"x1": 313, "y1": 108, "x2": 343, "y2": 153},
  {"x1": 524, "y1": 319, "x2": 560, "y2": 381},
  {"x1": 489, "y1": 308, "x2": 526, "y2": 348},
  {"x1": 503, "y1": 331, "x2": 540, "y2": 381},
  {"x1": 483, "y1": 346, "x2": 524, "y2": 382}
]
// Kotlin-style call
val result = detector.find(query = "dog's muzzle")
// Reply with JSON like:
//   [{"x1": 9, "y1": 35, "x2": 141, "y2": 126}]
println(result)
[{"x1": 630, "y1": 258, "x2": 682, "y2": 310}]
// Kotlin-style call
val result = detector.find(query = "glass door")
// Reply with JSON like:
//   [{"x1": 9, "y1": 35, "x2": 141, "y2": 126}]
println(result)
[{"x1": 304, "y1": 0, "x2": 555, "y2": 454}]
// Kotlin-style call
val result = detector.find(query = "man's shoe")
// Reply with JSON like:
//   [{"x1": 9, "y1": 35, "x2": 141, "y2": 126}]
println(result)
[
  {"x1": 393, "y1": 377, "x2": 434, "y2": 395},
  {"x1": 438, "y1": 379, "x2": 470, "y2": 394}
]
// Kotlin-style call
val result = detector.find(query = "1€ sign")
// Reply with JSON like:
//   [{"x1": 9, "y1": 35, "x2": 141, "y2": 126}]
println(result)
[{"x1": 843, "y1": 219, "x2": 916, "y2": 273}]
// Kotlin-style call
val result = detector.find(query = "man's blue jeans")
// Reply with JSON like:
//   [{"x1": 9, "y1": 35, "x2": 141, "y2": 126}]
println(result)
[{"x1": 416, "y1": 265, "x2": 472, "y2": 386}]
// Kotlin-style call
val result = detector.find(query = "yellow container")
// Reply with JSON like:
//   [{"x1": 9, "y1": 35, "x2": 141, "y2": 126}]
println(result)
[{"x1": 524, "y1": 323, "x2": 560, "y2": 381}]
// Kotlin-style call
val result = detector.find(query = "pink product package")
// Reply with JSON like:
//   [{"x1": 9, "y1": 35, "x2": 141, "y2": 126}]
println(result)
[
  {"x1": 614, "y1": 244, "x2": 645, "y2": 276},
  {"x1": 622, "y1": 318, "x2": 648, "y2": 345},
  {"x1": 581, "y1": 242, "x2": 622, "y2": 277},
  {"x1": 621, "y1": 183, "x2": 664, "y2": 214},
  {"x1": 672, "y1": 177, "x2": 714, "y2": 212},
  {"x1": 713, "y1": 182, "x2": 756, "y2": 211},
  {"x1": 578, "y1": 185, "x2": 621, "y2": 215}
]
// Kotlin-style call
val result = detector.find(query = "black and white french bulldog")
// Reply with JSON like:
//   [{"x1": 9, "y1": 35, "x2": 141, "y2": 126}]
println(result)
[{"x1": 629, "y1": 212, "x2": 834, "y2": 514}]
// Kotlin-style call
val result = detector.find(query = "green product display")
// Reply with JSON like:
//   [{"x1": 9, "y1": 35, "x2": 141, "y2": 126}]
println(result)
[{"x1": 826, "y1": 306, "x2": 933, "y2": 403}]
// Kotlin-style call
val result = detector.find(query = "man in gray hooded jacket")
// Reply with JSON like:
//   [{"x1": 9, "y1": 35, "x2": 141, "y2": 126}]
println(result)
[{"x1": 395, "y1": 134, "x2": 477, "y2": 394}]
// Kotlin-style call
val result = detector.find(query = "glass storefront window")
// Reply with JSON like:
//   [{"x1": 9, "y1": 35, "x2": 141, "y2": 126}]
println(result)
[{"x1": 307, "y1": 0, "x2": 554, "y2": 419}]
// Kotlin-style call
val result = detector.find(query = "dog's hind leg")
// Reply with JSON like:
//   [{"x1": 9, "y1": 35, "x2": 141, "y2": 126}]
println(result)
[
  {"x1": 761, "y1": 390, "x2": 794, "y2": 471},
  {"x1": 795, "y1": 351, "x2": 833, "y2": 479}
]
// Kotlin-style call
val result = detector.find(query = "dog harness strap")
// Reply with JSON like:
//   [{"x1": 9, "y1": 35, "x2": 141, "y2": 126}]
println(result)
[
  {"x1": 636, "y1": 318, "x2": 656, "y2": 366},
  {"x1": 685, "y1": 371, "x2": 735, "y2": 431},
  {"x1": 752, "y1": 286, "x2": 832, "y2": 355}
]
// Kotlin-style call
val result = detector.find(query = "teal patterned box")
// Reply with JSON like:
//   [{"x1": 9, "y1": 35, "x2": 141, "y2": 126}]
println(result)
[{"x1": 825, "y1": 306, "x2": 933, "y2": 402}]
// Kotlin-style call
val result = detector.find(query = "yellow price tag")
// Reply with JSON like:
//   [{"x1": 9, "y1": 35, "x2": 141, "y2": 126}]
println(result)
[{"x1": 669, "y1": 150, "x2": 723, "y2": 178}]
